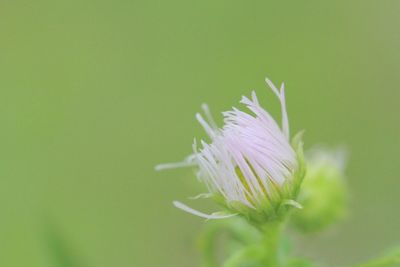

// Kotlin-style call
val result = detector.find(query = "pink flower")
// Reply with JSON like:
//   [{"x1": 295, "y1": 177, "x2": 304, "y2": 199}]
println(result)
[{"x1": 156, "y1": 78, "x2": 303, "y2": 220}]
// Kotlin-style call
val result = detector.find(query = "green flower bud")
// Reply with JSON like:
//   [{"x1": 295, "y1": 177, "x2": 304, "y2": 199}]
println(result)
[{"x1": 291, "y1": 147, "x2": 348, "y2": 233}]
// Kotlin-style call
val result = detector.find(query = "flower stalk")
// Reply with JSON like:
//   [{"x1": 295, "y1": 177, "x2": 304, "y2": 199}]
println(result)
[
  {"x1": 220, "y1": 220, "x2": 285, "y2": 267},
  {"x1": 259, "y1": 221, "x2": 285, "y2": 267}
]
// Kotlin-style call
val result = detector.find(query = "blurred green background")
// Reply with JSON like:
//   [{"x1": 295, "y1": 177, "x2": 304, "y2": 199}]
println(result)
[{"x1": 1, "y1": 1, "x2": 399, "y2": 266}]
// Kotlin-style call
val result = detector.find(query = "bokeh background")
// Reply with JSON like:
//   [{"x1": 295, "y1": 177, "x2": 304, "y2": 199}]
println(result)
[{"x1": 1, "y1": 1, "x2": 400, "y2": 266}]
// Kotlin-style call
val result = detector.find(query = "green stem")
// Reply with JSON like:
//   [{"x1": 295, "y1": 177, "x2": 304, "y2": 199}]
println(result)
[
  {"x1": 200, "y1": 219, "x2": 260, "y2": 267},
  {"x1": 259, "y1": 221, "x2": 284, "y2": 267},
  {"x1": 222, "y1": 246, "x2": 262, "y2": 267},
  {"x1": 221, "y1": 220, "x2": 285, "y2": 267}
]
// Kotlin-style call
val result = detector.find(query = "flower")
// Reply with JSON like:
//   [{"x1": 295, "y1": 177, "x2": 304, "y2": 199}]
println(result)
[{"x1": 156, "y1": 78, "x2": 305, "y2": 223}]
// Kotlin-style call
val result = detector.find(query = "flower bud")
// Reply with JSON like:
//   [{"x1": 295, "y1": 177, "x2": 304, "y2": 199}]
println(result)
[{"x1": 291, "y1": 147, "x2": 348, "y2": 233}]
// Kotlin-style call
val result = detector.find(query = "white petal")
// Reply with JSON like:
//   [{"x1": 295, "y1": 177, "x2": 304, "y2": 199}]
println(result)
[
  {"x1": 173, "y1": 201, "x2": 237, "y2": 219},
  {"x1": 279, "y1": 83, "x2": 290, "y2": 139},
  {"x1": 265, "y1": 77, "x2": 290, "y2": 139},
  {"x1": 188, "y1": 193, "x2": 213, "y2": 200},
  {"x1": 155, "y1": 161, "x2": 196, "y2": 171},
  {"x1": 201, "y1": 103, "x2": 218, "y2": 130}
]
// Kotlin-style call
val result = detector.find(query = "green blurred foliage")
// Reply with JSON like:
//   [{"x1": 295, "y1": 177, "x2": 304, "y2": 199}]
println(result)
[
  {"x1": 351, "y1": 247, "x2": 400, "y2": 267},
  {"x1": 0, "y1": 0, "x2": 399, "y2": 266}
]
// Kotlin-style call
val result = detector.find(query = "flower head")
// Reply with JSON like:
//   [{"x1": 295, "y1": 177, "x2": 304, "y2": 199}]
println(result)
[{"x1": 156, "y1": 78, "x2": 305, "y2": 223}]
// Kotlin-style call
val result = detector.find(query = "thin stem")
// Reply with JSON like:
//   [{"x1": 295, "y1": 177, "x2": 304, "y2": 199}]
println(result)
[
  {"x1": 259, "y1": 221, "x2": 285, "y2": 267},
  {"x1": 220, "y1": 220, "x2": 285, "y2": 267},
  {"x1": 200, "y1": 219, "x2": 260, "y2": 267},
  {"x1": 222, "y1": 246, "x2": 262, "y2": 267}
]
